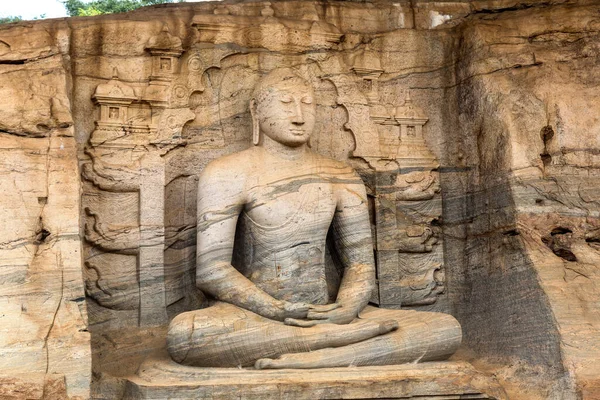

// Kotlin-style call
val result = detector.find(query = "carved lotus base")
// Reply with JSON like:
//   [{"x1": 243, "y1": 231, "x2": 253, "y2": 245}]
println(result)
[{"x1": 124, "y1": 354, "x2": 507, "y2": 399}]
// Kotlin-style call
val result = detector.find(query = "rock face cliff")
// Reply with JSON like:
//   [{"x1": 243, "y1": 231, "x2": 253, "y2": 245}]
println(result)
[
  {"x1": 0, "y1": 0, "x2": 598, "y2": 398},
  {"x1": 0, "y1": 21, "x2": 91, "y2": 400}
]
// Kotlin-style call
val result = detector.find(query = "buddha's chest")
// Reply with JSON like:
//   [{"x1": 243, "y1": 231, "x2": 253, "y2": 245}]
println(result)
[{"x1": 244, "y1": 179, "x2": 337, "y2": 231}]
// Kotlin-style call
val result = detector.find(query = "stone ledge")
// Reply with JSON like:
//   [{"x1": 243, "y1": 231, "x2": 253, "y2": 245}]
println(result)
[{"x1": 123, "y1": 355, "x2": 508, "y2": 399}]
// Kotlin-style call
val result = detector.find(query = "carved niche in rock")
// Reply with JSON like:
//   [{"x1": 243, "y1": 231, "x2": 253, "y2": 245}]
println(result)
[
  {"x1": 81, "y1": 24, "x2": 208, "y2": 327},
  {"x1": 329, "y1": 49, "x2": 446, "y2": 309},
  {"x1": 80, "y1": 9, "x2": 446, "y2": 335},
  {"x1": 165, "y1": 67, "x2": 461, "y2": 370}
]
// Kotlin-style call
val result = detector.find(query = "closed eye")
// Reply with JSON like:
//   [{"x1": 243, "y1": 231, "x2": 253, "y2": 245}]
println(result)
[
  {"x1": 280, "y1": 95, "x2": 292, "y2": 104},
  {"x1": 301, "y1": 96, "x2": 313, "y2": 104}
]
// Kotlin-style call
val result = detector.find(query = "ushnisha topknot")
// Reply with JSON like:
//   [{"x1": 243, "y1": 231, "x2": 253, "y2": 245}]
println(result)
[{"x1": 251, "y1": 68, "x2": 313, "y2": 105}]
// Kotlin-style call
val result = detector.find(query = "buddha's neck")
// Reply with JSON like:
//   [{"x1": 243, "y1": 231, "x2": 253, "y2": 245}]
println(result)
[{"x1": 261, "y1": 135, "x2": 309, "y2": 161}]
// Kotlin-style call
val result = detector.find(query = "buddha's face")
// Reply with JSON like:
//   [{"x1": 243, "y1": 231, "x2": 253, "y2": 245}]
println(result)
[{"x1": 253, "y1": 79, "x2": 316, "y2": 147}]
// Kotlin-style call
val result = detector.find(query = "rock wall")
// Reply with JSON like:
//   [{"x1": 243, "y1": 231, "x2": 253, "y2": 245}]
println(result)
[
  {"x1": 450, "y1": 5, "x2": 600, "y2": 398},
  {"x1": 0, "y1": 1, "x2": 599, "y2": 399},
  {"x1": 0, "y1": 22, "x2": 91, "y2": 399}
]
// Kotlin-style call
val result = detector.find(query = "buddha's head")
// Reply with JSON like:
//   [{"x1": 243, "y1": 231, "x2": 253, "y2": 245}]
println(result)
[{"x1": 250, "y1": 68, "x2": 316, "y2": 147}]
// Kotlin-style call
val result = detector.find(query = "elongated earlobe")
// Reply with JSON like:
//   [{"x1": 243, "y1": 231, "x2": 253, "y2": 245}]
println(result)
[{"x1": 250, "y1": 99, "x2": 260, "y2": 146}]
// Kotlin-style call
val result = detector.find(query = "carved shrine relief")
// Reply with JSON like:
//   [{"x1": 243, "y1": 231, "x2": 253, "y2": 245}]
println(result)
[
  {"x1": 90, "y1": 69, "x2": 138, "y2": 147},
  {"x1": 81, "y1": 24, "x2": 220, "y2": 327},
  {"x1": 192, "y1": 2, "x2": 342, "y2": 53},
  {"x1": 327, "y1": 48, "x2": 445, "y2": 309}
]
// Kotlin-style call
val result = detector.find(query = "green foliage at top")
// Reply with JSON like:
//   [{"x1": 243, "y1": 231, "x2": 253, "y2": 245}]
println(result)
[
  {"x1": 0, "y1": 16, "x2": 23, "y2": 24},
  {"x1": 63, "y1": 0, "x2": 181, "y2": 17},
  {"x1": 0, "y1": 14, "x2": 47, "y2": 24}
]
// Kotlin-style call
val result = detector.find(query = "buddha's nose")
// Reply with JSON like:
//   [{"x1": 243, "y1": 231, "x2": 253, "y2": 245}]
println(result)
[{"x1": 291, "y1": 101, "x2": 305, "y2": 125}]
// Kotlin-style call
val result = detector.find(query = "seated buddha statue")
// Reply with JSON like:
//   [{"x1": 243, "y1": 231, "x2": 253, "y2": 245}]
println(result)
[{"x1": 167, "y1": 68, "x2": 461, "y2": 369}]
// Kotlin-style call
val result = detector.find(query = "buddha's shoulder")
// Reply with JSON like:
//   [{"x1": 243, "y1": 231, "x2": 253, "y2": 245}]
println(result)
[
  {"x1": 311, "y1": 152, "x2": 358, "y2": 176},
  {"x1": 200, "y1": 148, "x2": 257, "y2": 182}
]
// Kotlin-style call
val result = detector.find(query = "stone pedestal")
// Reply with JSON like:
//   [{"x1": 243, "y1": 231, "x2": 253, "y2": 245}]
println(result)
[{"x1": 124, "y1": 354, "x2": 507, "y2": 400}]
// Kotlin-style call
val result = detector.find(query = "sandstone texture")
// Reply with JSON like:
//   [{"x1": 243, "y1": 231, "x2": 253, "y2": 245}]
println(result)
[
  {"x1": 162, "y1": 66, "x2": 463, "y2": 373},
  {"x1": 0, "y1": 0, "x2": 598, "y2": 399},
  {"x1": 126, "y1": 356, "x2": 508, "y2": 399},
  {"x1": 0, "y1": 21, "x2": 91, "y2": 400}
]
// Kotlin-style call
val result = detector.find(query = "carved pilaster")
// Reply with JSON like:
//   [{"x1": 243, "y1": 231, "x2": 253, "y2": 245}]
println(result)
[
  {"x1": 330, "y1": 52, "x2": 446, "y2": 309},
  {"x1": 82, "y1": 26, "x2": 194, "y2": 327}
]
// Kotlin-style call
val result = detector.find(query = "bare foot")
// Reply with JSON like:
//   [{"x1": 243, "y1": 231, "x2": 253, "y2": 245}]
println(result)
[
  {"x1": 254, "y1": 358, "x2": 275, "y2": 369},
  {"x1": 255, "y1": 320, "x2": 399, "y2": 370}
]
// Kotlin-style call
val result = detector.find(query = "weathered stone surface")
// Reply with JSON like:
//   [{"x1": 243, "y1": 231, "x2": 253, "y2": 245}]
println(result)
[
  {"x1": 0, "y1": 0, "x2": 599, "y2": 399},
  {"x1": 125, "y1": 356, "x2": 508, "y2": 400},
  {"x1": 443, "y1": 4, "x2": 600, "y2": 398},
  {"x1": 0, "y1": 21, "x2": 91, "y2": 399},
  {"x1": 0, "y1": 373, "x2": 68, "y2": 400},
  {"x1": 162, "y1": 67, "x2": 462, "y2": 371}
]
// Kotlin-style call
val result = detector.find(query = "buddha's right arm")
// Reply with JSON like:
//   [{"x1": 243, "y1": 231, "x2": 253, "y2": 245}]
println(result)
[
  {"x1": 196, "y1": 260, "x2": 287, "y2": 321},
  {"x1": 194, "y1": 161, "x2": 307, "y2": 322},
  {"x1": 196, "y1": 249, "x2": 310, "y2": 321}
]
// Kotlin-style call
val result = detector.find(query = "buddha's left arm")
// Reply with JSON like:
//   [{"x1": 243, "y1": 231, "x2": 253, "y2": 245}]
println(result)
[{"x1": 329, "y1": 171, "x2": 376, "y2": 323}]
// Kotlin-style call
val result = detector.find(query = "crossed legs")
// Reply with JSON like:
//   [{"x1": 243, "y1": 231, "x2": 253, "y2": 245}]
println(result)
[
  {"x1": 167, "y1": 302, "x2": 461, "y2": 369},
  {"x1": 256, "y1": 306, "x2": 462, "y2": 369}
]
